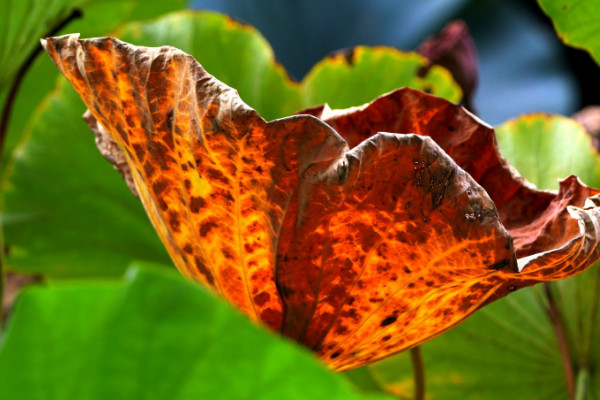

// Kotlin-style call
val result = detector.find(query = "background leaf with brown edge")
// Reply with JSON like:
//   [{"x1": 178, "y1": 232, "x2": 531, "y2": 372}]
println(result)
[
  {"x1": 301, "y1": 46, "x2": 461, "y2": 109},
  {"x1": 0, "y1": 0, "x2": 187, "y2": 166},
  {"x1": 538, "y1": 0, "x2": 600, "y2": 66},
  {"x1": 3, "y1": 10, "x2": 462, "y2": 279},
  {"x1": 0, "y1": 264, "x2": 394, "y2": 400},
  {"x1": 116, "y1": 11, "x2": 462, "y2": 119},
  {"x1": 354, "y1": 113, "x2": 600, "y2": 399}
]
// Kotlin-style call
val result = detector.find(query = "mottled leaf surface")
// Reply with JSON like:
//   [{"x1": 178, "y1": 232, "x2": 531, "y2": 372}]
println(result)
[
  {"x1": 361, "y1": 112, "x2": 600, "y2": 398},
  {"x1": 43, "y1": 35, "x2": 600, "y2": 370}
]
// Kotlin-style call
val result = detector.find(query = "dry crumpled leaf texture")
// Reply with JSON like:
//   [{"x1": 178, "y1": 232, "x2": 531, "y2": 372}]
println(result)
[{"x1": 43, "y1": 34, "x2": 600, "y2": 371}]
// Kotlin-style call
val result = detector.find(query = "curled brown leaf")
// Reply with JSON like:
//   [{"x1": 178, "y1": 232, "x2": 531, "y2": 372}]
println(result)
[{"x1": 43, "y1": 34, "x2": 600, "y2": 371}]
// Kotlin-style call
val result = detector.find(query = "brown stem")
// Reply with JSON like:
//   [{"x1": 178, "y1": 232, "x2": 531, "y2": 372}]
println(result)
[
  {"x1": 544, "y1": 283, "x2": 575, "y2": 400},
  {"x1": 0, "y1": 8, "x2": 82, "y2": 329},
  {"x1": 410, "y1": 346, "x2": 425, "y2": 400},
  {"x1": 0, "y1": 8, "x2": 82, "y2": 165}
]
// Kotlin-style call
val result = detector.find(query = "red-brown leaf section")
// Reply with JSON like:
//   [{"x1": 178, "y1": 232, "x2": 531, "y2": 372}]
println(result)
[{"x1": 43, "y1": 34, "x2": 600, "y2": 371}]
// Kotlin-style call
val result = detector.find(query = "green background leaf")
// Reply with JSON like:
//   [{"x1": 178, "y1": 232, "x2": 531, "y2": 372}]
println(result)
[
  {"x1": 0, "y1": 0, "x2": 85, "y2": 90},
  {"x1": 3, "y1": 80, "x2": 171, "y2": 277},
  {"x1": 0, "y1": 265, "x2": 392, "y2": 400},
  {"x1": 302, "y1": 46, "x2": 460, "y2": 109},
  {"x1": 496, "y1": 113, "x2": 600, "y2": 190},
  {"x1": 538, "y1": 0, "x2": 600, "y2": 66},
  {"x1": 0, "y1": 0, "x2": 187, "y2": 164},
  {"x1": 3, "y1": 10, "x2": 461, "y2": 278}
]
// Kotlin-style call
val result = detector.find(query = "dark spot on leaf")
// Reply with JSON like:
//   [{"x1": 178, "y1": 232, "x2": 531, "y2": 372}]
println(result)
[
  {"x1": 488, "y1": 259, "x2": 509, "y2": 270},
  {"x1": 143, "y1": 161, "x2": 155, "y2": 177},
  {"x1": 221, "y1": 248, "x2": 234, "y2": 260},
  {"x1": 158, "y1": 198, "x2": 168, "y2": 211},
  {"x1": 332, "y1": 47, "x2": 356, "y2": 65},
  {"x1": 200, "y1": 220, "x2": 218, "y2": 237},
  {"x1": 416, "y1": 65, "x2": 429, "y2": 78},
  {"x1": 190, "y1": 196, "x2": 206, "y2": 213},
  {"x1": 132, "y1": 143, "x2": 145, "y2": 160},
  {"x1": 244, "y1": 243, "x2": 257, "y2": 253},
  {"x1": 152, "y1": 180, "x2": 168, "y2": 195},
  {"x1": 194, "y1": 256, "x2": 214, "y2": 285},
  {"x1": 336, "y1": 325, "x2": 350, "y2": 335},
  {"x1": 380, "y1": 316, "x2": 397, "y2": 327},
  {"x1": 330, "y1": 352, "x2": 341, "y2": 359},
  {"x1": 166, "y1": 109, "x2": 173, "y2": 131},
  {"x1": 253, "y1": 292, "x2": 270, "y2": 307},
  {"x1": 206, "y1": 168, "x2": 229, "y2": 184},
  {"x1": 168, "y1": 211, "x2": 181, "y2": 232}
]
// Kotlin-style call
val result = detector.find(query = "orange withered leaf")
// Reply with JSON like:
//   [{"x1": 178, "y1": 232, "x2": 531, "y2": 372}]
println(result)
[{"x1": 43, "y1": 34, "x2": 600, "y2": 371}]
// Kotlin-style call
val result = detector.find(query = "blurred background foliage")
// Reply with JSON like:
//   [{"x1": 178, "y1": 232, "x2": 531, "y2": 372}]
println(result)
[
  {"x1": 1, "y1": 0, "x2": 600, "y2": 399},
  {"x1": 191, "y1": 0, "x2": 599, "y2": 125}
]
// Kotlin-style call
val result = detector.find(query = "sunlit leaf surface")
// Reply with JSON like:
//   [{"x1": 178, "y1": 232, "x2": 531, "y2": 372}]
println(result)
[
  {"x1": 43, "y1": 35, "x2": 600, "y2": 370},
  {"x1": 362, "y1": 112, "x2": 600, "y2": 398}
]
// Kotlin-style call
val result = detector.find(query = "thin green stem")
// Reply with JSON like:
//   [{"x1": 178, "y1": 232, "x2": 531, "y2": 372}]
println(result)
[
  {"x1": 410, "y1": 346, "x2": 425, "y2": 400},
  {"x1": 574, "y1": 368, "x2": 589, "y2": 400},
  {"x1": 544, "y1": 283, "x2": 575, "y2": 400},
  {"x1": 582, "y1": 267, "x2": 600, "y2": 366}
]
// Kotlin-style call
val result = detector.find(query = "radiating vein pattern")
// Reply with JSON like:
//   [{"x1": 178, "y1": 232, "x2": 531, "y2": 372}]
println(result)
[
  {"x1": 276, "y1": 133, "x2": 516, "y2": 370},
  {"x1": 42, "y1": 34, "x2": 347, "y2": 329},
  {"x1": 43, "y1": 35, "x2": 600, "y2": 372}
]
